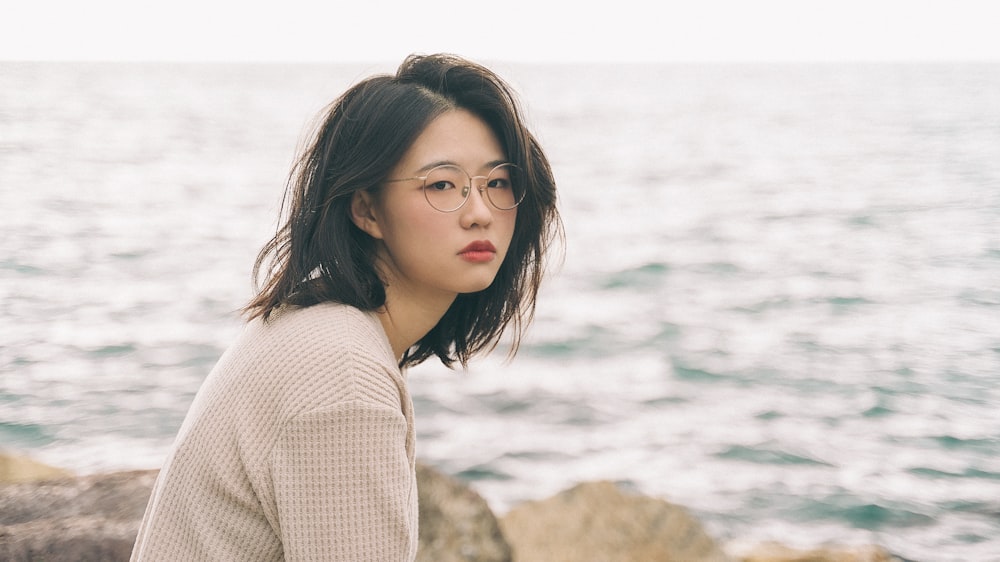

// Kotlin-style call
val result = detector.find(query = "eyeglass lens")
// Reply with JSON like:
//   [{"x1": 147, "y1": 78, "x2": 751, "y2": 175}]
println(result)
[{"x1": 422, "y1": 164, "x2": 524, "y2": 212}]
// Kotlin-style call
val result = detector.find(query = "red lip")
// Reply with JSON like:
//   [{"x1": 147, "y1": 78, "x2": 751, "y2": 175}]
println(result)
[
  {"x1": 458, "y1": 240, "x2": 497, "y2": 263},
  {"x1": 459, "y1": 240, "x2": 496, "y2": 254}
]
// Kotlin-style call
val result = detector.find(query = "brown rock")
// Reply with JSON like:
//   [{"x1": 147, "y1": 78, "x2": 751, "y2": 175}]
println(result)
[
  {"x1": 416, "y1": 463, "x2": 511, "y2": 562},
  {"x1": 0, "y1": 517, "x2": 138, "y2": 562},
  {"x1": 0, "y1": 458, "x2": 510, "y2": 561},
  {"x1": 734, "y1": 541, "x2": 904, "y2": 562},
  {"x1": 500, "y1": 480, "x2": 733, "y2": 562},
  {"x1": 0, "y1": 470, "x2": 156, "y2": 562},
  {"x1": 0, "y1": 453, "x2": 73, "y2": 483},
  {"x1": 1, "y1": 454, "x2": 903, "y2": 562},
  {"x1": 0, "y1": 469, "x2": 158, "y2": 525}
]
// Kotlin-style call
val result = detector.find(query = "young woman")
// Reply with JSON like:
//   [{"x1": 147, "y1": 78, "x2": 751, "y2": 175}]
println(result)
[{"x1": 130, "y1": 54, "x2": 561, "y2": 561}]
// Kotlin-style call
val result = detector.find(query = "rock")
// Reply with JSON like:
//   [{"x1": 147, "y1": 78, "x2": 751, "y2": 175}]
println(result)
[
  {"x1": 0, "y1": 470, "x2": 156, "y2": 562},
  {"x1": 0, "y1": 453, "x2": 904, "y2": 562},
  {"x1": 0, "y1": 459, "x2": 509, "y2": 562},
  {"x1": 416, "y1": 463, "x2": 511, "y2": 562},
  {"x1": 500, "y1": 480, "x2": 733, "y2": 562},
  {"x1": 0, "y1": 469, "x2": 158, "y2": 525},
  {"x1": 0, "y1": 517, "x2": 139, "y2": 562},
  {"x1": 732, "y1": 541, "x2": 905, "y2": 562},
  {"x1": 0, "y1": 453, "x2": 73, "y2": 483}
]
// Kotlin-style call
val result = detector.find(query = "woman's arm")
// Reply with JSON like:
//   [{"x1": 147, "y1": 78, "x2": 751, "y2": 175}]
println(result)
[{"x1": 270, "y1": 400, "x2": 418, "y2": 561}]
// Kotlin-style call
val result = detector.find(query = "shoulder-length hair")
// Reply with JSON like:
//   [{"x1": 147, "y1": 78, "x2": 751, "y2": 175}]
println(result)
[{"x1": 244, "y1": 53, "x2": 562, "y2": 368}]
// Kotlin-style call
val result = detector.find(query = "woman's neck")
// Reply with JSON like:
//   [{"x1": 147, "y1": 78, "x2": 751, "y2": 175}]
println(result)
[{"x1": 376, "y1": 288, "x2": 455, "y2": 361}]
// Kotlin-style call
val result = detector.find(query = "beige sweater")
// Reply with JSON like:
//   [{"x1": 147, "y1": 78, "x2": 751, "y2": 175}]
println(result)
[{"x1": 131, "y1": 303, "x2": 417, "y2": 561}]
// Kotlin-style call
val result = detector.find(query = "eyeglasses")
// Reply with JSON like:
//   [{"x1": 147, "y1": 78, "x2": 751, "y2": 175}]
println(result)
[{"x1": 385, "y1": 163, "x2": 525, "y2": 213}]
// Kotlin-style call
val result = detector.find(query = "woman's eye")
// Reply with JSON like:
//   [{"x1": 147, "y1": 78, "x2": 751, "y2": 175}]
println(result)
[
  {"x1": 487, "y1": 178, "x2": 511, "y2": 190},
  {"x1": 426, "y1": 180, "x2": 455, "y2": 192}
]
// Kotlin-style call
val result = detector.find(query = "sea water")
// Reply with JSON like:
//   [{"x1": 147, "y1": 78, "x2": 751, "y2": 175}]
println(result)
[{"x1": 2, "y1": 61, "x2": 999, "y2": 561}]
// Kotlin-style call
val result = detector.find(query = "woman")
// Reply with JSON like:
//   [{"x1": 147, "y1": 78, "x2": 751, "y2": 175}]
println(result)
[{"x1": 131, "y1": 53, "x2": 561, "y2": 561}]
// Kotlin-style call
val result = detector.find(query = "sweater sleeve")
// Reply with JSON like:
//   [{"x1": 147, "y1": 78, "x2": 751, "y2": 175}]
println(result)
[{"x1": 269, "y1": 400, "x2": 418, "y2": 561}]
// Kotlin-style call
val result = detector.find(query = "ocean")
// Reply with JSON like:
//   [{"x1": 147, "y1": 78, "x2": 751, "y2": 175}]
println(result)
[{"x1": 2, "y1": 61, "x2": 998, "y2": 561}]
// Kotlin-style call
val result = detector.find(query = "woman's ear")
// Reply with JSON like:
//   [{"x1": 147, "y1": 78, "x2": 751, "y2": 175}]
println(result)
[{"x1": 350, "y1": 190, "x2": 384, "y2": 239}]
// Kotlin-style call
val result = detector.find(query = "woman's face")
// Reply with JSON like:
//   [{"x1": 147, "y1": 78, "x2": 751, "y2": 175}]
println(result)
[{"x1": 354, "y1": 108, "x2": 517, "y2": 305}]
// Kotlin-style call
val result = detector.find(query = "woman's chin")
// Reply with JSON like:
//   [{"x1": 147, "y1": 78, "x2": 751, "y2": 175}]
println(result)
[{"x1": 457, "y1": 277, "x2": 499, "y2": 295}]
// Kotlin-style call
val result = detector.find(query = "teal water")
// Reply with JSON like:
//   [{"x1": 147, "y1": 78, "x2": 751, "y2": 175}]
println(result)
[{"x1": 3, "y1": 62, "x2": 999, "y2": 561}]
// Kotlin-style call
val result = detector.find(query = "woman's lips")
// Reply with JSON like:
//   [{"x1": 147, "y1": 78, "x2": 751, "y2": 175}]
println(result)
[{"x1": 459, "y1": 240, "x2": 497, "y2": 263}]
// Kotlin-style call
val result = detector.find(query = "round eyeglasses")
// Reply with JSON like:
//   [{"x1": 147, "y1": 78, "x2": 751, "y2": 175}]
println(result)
[{"x1": 385, "y1": 163, "x2": 525, "y2": 213}]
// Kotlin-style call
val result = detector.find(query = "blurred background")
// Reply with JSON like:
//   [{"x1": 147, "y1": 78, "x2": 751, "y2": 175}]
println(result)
[{"x1": 2, "y1": 2, "x2": 999, "y2": 561}]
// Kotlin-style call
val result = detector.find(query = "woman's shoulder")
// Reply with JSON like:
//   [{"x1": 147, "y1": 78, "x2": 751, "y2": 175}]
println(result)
[
  {"x1": 249, "y1": 302, "x2": 388, "y2": 356},
  {"x1": 225, "y1": 302, "x2": 401, "y2": 411}
]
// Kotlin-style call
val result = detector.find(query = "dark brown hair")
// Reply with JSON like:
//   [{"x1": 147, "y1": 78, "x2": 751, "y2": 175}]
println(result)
[{"x1": 244, "y1": 53, "x2": 561, "y2": 368}]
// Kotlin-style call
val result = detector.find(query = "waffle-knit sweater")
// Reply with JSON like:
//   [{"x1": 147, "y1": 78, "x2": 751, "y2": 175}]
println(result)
[{"x1": 130, "y1": 302, "x2": 417, "y2": 561}]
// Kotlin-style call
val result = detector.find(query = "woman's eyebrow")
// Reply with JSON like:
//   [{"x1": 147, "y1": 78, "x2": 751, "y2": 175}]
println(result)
[
  {"x1": 415, "y1": 158, "x2": 511, "y2": 174},
  {"x1": 415, "y1": 160, "x2": 455, "y2": 173}
]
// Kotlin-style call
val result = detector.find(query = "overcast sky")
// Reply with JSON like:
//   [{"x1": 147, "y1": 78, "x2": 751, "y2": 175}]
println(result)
[{"x1": 2, "y1": 0, "x2": 998, "y2": 64}]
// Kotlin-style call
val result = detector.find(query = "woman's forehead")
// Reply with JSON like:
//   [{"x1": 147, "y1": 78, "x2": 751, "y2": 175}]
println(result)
[{"x1": 397, "y1": 109, "x2": 506, "y2": 173}]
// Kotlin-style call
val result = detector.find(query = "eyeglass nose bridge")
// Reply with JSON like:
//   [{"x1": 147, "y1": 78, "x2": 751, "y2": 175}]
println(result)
[{"x1": 459, "y1": 175, "x2": 491, "y2": 205}]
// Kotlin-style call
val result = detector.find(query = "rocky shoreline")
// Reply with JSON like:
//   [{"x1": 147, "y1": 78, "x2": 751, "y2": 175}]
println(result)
[{"x1": 1, "y1": 453, "x2": 905, "y2": 561}]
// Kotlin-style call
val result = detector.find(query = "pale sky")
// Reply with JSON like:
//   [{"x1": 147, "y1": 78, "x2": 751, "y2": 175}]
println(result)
[{"x1": 2, "y1": 0, "x2": 998, "y2": 64}]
